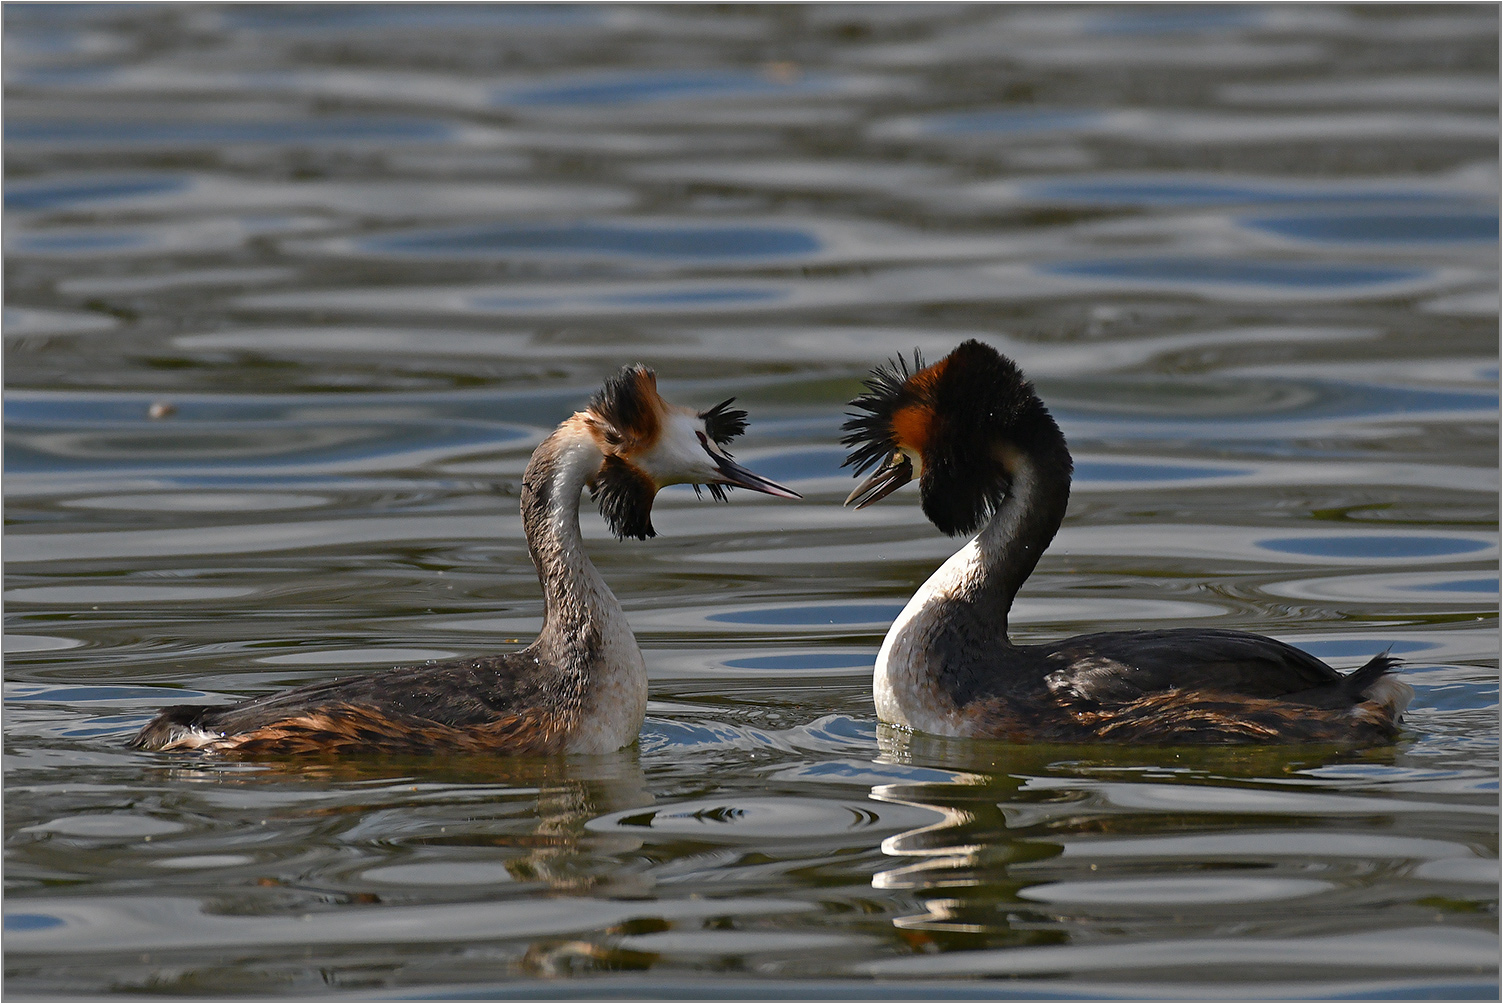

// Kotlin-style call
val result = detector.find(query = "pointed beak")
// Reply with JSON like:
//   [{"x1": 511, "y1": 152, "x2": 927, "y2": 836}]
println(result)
[
  {"x1": 845, "y1": 453, "x2": 913, "y2": 508},
  {"x1": 714, "y1": 455, "x2": 802, "y2": 499}
]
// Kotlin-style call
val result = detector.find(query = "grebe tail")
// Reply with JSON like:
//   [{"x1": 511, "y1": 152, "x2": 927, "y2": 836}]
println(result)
[
  {"x1": 132, "y1": 365, "x2": 799, "y2": 756},
  {"x1": 841, "y1": 340, "x2": 1410, "y2": 745}
]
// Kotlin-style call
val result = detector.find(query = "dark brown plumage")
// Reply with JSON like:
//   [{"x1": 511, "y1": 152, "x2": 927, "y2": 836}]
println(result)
[{"x1": 130, "y1": 655, "x2": 578, "y2": 755}]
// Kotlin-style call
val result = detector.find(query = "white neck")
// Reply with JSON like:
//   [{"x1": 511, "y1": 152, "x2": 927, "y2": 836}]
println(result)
[
  {"x1": 873, "y1": 456, "x2": 1047, "y2": 733},
  {"x1": 520, "y1": 422, "x2": 648, "y2": 752}
]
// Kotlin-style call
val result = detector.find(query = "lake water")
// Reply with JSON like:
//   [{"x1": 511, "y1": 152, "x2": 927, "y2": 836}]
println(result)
[{"x1": 4, "y1": 4, "x2": 1498, "y2": 998}]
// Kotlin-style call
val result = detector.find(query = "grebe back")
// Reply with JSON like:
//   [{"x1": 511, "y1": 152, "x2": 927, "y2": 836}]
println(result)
[
  {"x1": 842, "y1": 340, "x2": 1410, "y2": 745},
  {"x1": 131, "y1": 365, "x2": 799, "y2": 756}
]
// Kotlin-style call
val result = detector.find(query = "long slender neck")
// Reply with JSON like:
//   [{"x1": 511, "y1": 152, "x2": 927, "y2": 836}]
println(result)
[
  {"x1": 873, "y1": 434, "x2": 1072, "y2": 726},
  {"x1": 519, "y1": 419, "x2": 623, "y2": 654},
  {"x1": 907, "y1": 426, "x2": 1073, "y2": 646},
  {"x1": 954, "y1": 445, "x2": 1071, "y2": 638}
]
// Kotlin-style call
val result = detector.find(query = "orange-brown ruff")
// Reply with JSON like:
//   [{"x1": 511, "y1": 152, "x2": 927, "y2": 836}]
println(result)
[
  {"x1": 131, "y1": 366, "x2": 798, "y2": 756},
  {"x1": 842, "y1": 340, "x2": 1411, "y2": 745}
]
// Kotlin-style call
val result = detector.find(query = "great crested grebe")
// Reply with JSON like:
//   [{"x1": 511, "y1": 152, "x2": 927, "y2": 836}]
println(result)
[
  {"x1": 842, "y1": 340, "x2": 1411, "y2": 744},
  {"x1": 131, "y1": 365, "x2": 800, "y2": 756}
]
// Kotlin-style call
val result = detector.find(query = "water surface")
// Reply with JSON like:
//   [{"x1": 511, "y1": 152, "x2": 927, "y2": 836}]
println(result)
[{"x1": 4, "y1": 4, "x2": 1498, "y2": 999}]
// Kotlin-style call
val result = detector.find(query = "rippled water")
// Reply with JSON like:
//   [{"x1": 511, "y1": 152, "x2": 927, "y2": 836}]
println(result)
[{"x1": 4, "y1": 4, "x2": 1498, "y2": 998}]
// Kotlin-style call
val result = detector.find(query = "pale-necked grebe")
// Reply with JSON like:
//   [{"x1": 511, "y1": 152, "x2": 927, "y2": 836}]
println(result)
[
  {"x1": 131, "y1": 365, "x2": 800, "y2": 756},
  {"x1": 841, "y1": 340, "x2": 1410, "y2": 744}
]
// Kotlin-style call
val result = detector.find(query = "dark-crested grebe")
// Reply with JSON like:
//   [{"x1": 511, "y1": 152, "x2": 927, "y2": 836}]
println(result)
[
  {"x1": 131, "y1": 365, "x2": 800, "y2": 756},
  {"x1": 842, "y1": 340, "x2": 1411, "y2": 744}
]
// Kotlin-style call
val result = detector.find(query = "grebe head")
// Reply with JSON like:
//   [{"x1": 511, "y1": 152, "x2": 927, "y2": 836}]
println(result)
[
  {"x1": 582, "y1": 364, "x2": 801, "y2": 539},
  {"x1": 840, "y1": 340, "x2": 1070, "y2": 536}
]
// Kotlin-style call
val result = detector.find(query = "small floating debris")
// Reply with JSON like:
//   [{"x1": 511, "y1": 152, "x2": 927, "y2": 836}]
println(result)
[{"x1": 146, "y1": 401, "x2": 176, "y2": 419}]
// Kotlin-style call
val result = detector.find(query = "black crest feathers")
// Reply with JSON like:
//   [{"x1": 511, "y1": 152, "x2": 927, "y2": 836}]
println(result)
[
  {"x1": 842, "y1": 340, "x2": 1071, "y2": 537},
  {"x1": 591, "y1": 455, "x2": 657, "y2": 540},
  {"x1": 694, "y1": 397, "x2": 748, "y2": 503},
  {"x1": 919, "y1": 341, "x2": 1033, "y2": 537},
  {"x1": 840, "y1": 349, "x2": 924, "y2": 476},
  {"x1": 699, "y1": 398, "x2": 747, "y2": 448},
  {"x1": 588, "y1": 364, "x2": 660, "y2": 448}
]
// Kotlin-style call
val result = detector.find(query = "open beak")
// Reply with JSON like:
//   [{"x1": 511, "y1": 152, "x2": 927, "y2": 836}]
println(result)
[
  {"x1": 714, "y1": 455, "x2": 802, "y2": 499},
  {"x1": 844, "y1": 453, "x2": 913, "y2": 508}
]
